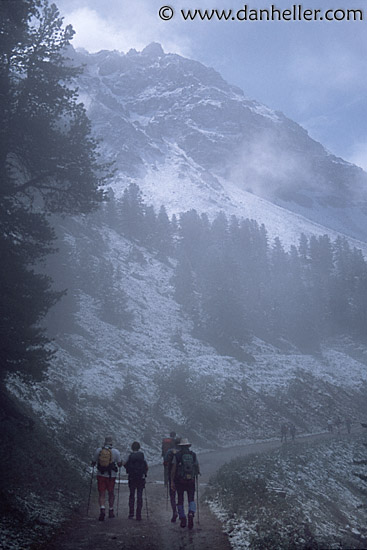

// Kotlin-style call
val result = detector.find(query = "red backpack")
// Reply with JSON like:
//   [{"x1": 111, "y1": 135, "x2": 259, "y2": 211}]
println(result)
[{"x1": 162, "y1": 437, "x2": 173, "y2": 456}]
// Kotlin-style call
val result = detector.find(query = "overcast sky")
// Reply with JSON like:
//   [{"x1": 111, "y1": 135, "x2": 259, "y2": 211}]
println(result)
[{"x1": 55, "y1": 0, "x2": 367, "y2": 169}]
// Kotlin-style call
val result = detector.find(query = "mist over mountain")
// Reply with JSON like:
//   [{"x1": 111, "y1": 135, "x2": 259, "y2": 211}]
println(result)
[
  {"x1": 4, "y1": 38, "x2": 367, "y2": 548},
  {"x1": 73, "y1": 43, "x2": 367, "y2": 244}
]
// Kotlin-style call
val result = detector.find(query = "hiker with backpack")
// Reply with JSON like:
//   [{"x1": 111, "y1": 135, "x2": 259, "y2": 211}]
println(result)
[
  {"x1": 162, "y1": 431, "x2": 176, "y2": 486},
  {"x1": 164, "y1": 436, "x2": 181, "y2": 523},
  {"x1": 124, "y1": 441, "x2": 148, "y2": 521},
  {"x1": 170, "y1": 438, "x2": 200, "y2": 529},
  {"x1": 91, "y1": 435, "x2": 122, "y2": 521}
]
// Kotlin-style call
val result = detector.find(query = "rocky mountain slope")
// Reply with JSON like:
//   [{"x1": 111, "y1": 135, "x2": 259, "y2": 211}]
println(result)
[
  {"x1": 73, "y1": 43, "x2": 367, "y2": 245},
  {"x1": 8, "y1": 36, "x2": 367, "y2": 476},
  {"x1": 4, "y1": 43, "x2": 367, "y2": 549}
]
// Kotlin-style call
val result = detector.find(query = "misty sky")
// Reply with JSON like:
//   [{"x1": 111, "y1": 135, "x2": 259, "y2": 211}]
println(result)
[{"x1": 55, "y1": 0, "x2": 367, "y2": 170}]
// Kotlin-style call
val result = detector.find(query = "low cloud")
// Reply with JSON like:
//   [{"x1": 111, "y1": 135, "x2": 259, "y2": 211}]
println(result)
[
  {"x1": 347, "y1": 141, "x2": 367, "y2": 172},
  {"x1": 229, "y1": 129, "x2": 317, "y2": 198},
  {"x1": 59, "y1": 1, "x2": 191, "y2": 56}
]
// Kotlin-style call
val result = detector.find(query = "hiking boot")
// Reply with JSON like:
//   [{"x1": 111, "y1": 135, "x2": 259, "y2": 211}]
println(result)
[
  {"x1": 128, "y1": 513, "x2": 134, "y2": 519},
  {"x1": 136, "y1": 514, "x2": 142, "y2": 521},
  {"x1": 180, "y1": 516, "x2": 187, "y2": 528},
  {"x1": 188, "y1": 512, "x2": 194, "y2": 530},
  {"x1": 98, "y1": 509, "x2": 105, "y2": 521},
  {"x1": 171, "y1": 512, "x2": 178, "y2": 523},
  {"x1": 108, "y1": 509, "x2": 115, "y2": 518}
]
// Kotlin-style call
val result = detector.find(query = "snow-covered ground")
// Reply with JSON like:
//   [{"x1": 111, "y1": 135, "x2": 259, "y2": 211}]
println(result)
[
  {"x1": 208, "y1": 435, "x2": 367, "y2": 549},
  {"x1": 8, "y1": 221, "x2": 367, "y2": 460}
]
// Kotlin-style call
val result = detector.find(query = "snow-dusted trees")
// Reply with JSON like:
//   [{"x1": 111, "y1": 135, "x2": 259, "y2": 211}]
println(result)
[
  {"x1": 173, "y1": 214, "x2": 367, "y2": 354},
  {"x1": 114, "y1": 183, "x2": 174, "y2": 255},
  {"x1": 101, "y1": 181, "x2": 367, "y2": 355}
]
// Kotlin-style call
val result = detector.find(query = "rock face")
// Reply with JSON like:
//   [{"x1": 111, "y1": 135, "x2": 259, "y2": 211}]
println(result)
[{"x1": 74, "y1": 43, "x2": 367, "y2": 243}]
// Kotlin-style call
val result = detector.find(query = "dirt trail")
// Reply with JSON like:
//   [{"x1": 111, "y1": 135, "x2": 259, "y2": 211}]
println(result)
[{"x1": 43, "y1": 430, "x2": 353, "y2": 550}]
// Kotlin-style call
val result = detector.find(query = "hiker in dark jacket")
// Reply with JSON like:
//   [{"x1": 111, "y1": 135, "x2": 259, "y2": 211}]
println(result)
[
  {"x1": 170, "y1": 438, "x2": 200, "y2": 529},
  {"x1": 124, "y1": 441, "x2": 148, "y2": 521},
  {"x1": 91, "y1": 435, "x2": 122, "y2": 521},
  {"x1": 164, "y1": 437, "x2": 181, "y2": 522}
]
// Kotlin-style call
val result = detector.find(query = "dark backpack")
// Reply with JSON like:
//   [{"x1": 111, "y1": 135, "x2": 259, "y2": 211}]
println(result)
[
  {"x1": 126, "y1": 451, "x2": 147, "y2": 479},
  {"x1": 97, "y1": 447, "x2": 116, "y2": 476},
  {"x1": 176, "y1": 451, "x2": 197, "y2": 481}
]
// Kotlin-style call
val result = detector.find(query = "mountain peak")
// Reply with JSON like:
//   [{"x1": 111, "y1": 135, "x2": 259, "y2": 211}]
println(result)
[{"x1": 141, "y1": 42, "x2": 164, "y2": 57}]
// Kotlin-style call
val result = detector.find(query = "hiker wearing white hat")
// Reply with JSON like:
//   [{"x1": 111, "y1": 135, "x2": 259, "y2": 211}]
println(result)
[{"x1": 170, "y1": 438, "x2": 200, "y2": 529}]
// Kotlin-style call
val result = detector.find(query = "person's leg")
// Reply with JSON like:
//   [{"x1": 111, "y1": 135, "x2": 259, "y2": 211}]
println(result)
[
  {"x1": 97, "y1": 477, "x2": 107, "y2": 520},
  {"x1": 169, "y1": 482, "x2": 177, "y2": 521},
  {"x1": 176, "y1": 482, "x2": 186, "y2": 527},
  {"x1": 128, "y1": 480, "x2": 135, "y2": 518},
  {"x1": 108, "y1": 478, "x2": 116, "y2": 517},
  {"x1": 98, "y1": 490, "x2": 106, "y2": 508},
  {"x1": 136, "y1": 480, "x2": 144, "y2": 520},
  {"x1": 187, "y1": 480, "x2": 196, "y2": 529}
]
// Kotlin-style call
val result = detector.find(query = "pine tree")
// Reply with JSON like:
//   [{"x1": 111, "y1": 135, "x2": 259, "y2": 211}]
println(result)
[
  {"x1": 155, "y1": 205, "x2": 173, "y2": 256},
  {"x1": 118, "y1": 182, "x2": 145, "y2": 240},
  {"x1": 0, "y1": 1, "x2": 107, "y2": 382}
]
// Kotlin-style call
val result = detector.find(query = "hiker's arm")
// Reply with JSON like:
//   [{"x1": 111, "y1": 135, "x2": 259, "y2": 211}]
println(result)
[
  {"x1": 115, "y1": 450, "x2": 123, "y2": 469},
  {"x1": 91, "y1": 448, "x2": 99, "y2": 467}
]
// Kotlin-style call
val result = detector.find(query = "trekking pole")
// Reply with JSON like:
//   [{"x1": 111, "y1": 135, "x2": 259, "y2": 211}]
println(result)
[
  {"x1": 196, "y1": 475, "x2": 200, "y2": 525},
  {"x1": 116, "y1": 467, "x2": 121, "y2": 517},
  {"x1": 145, "y1": 479, "x2": 149, "y2": 520},
  {"x1": 166, "y1": 480, "x2": 169, "y2": 511},
  {"x1": 87, "y1": 465, "x2": 94, "y2": 516}
]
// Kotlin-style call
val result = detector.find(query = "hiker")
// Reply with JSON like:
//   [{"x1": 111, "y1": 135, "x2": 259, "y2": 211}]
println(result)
[
  {"x1": 124, "y1": 441, "x2": 148, "y2": 521},
  {"x1": 91, "y1": 435, "x2": 122, "y2": 521},
  {"x1": 162, "y1": 431, "x2": 176, "y2": 486},
  {"x1": 327, "y1": 419, "x2": 333, "y2": 433},
  {"x1": 345, "y1": 416, "x2": 352, "y2": 434},
  {"x1": 335, "y1": 416, "x2": 342, "y2": 435},
  {"x1": 164, "y1": 436, "x2": 181, "y2": 522},
  {"x1": 170, "y1": 438, "x2": 200, "y2": 529},
  {"x1": 280, "y1": 423, "x2": 288, "y2": 443},
  {"x1": 289, "y1": 422, "x2": 296, "y2": 441}
]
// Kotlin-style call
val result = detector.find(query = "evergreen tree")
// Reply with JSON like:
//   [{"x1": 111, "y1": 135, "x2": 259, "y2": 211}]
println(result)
[
  {"x1": 143, "y1": 204, "x2": 158, "y2": 248},
  {"x1": 155, "y1": 205, "x2": 173, "y2": 256},
  {"x1": 178, "y1": 209, "x2": 206, "y2": 268},
  {"x1": 173, "y1": 254, "x2": 197, "y2": 316},
  {"x1": 118, "y1": 182, "x2": 145, "y2": 241},
  {"x1": 0, "y1": 0, "x2": 107, "y2": 382}
]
